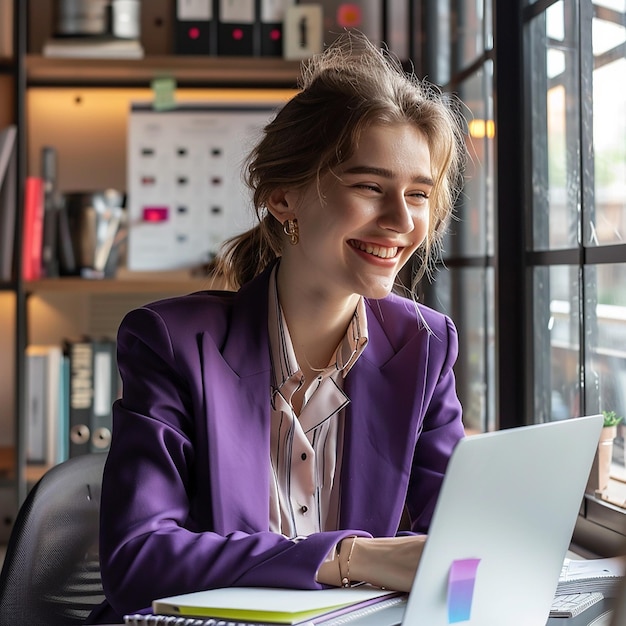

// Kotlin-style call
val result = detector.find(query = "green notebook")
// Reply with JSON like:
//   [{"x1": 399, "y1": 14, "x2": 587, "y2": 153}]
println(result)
[{"x1": 152, "y1": 586, "x2": 400, "y2": 625}]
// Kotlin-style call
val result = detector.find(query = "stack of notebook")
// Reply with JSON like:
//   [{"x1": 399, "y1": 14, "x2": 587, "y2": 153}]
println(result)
[{"x1": 556, "y1": 556, "x2": 626, "y2": 597}]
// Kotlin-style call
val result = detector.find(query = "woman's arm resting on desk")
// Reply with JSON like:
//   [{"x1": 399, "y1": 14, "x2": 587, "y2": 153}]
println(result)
[{"x1": 317, "y1": 535, "x2": 427, "y2": 592}]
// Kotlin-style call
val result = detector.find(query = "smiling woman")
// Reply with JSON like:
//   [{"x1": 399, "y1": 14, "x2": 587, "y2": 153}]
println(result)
[{"x1": 88, "y1": 32, "x2": 469, "y2": 624}]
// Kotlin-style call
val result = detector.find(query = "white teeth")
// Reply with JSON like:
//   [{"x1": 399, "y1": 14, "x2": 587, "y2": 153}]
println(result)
[{"x1": 351, "y1": 240, "x2": 398, "y2": 259}]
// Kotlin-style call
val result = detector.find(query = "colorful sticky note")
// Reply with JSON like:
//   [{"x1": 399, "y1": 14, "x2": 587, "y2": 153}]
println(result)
[
  {"x1": 447, "y1": 558, "x2": 481, "y2": 623},
  {"x1": 151, "y1": 77, "x2": 177, "y2": 111}
]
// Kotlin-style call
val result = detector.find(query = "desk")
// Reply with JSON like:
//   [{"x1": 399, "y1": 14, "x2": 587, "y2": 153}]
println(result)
[{"x1": 546, "y1": 598, "x2": 614, "y2": 626}]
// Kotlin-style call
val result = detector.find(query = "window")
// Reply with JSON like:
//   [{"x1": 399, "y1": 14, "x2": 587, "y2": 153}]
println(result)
[
  {"x1": 526, "y1": 0, "x2": 626, "y2": 519},
  {"x1": 420, "y1": 0, "x2": 626, "y2": 551},
  {"x1": 420, "y1": 0, "x2": 496, "y2": 434}
]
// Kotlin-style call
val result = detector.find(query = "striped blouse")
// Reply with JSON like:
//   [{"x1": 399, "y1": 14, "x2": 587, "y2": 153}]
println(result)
[{"x1": 267, "y1": 266, "x2": 368, "y2": 538}]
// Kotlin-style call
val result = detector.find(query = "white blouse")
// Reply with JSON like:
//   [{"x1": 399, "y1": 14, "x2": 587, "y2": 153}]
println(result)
[{"x1": 267, "y1": 266, "x2": 368, "y2": 538}]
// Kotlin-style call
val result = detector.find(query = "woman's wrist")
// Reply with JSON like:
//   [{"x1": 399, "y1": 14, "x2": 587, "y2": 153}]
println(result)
[{"x1": 338, "y1": 536, "x2": 358, "y2": 587}]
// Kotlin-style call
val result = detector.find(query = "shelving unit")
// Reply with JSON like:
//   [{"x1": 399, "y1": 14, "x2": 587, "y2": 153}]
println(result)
[
  {"x1": 25, "y1": 55, "x2": 302, "y2": 87},
  {"x1": 2, "y1": 1, "x2": 305, "y2": 521}
]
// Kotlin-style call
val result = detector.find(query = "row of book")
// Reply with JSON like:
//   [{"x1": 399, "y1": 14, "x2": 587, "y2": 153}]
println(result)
[{"x1": 25, "y1": 337, "x2": 119, "y2": 466}]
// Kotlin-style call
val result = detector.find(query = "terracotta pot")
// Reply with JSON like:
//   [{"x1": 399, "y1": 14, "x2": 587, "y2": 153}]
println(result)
[{"x1": 586, "y1": 425, "x2": 617, "y2": 494}]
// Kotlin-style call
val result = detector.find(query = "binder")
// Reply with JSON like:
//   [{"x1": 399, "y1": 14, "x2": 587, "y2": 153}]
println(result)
[
  {"x1": 65, "y1": 338, "x2": 94, "y2": 457},
  {"x1": 217, "y1": 0, "x2": 255, "y2": 56},
  {"x1": 25, "y1": 345, "x2": 64, "y2": 466},
  {"x1": 259, "y1": 0, "x2": 286, "y2": 56},
  {"x1": 174, "y1": 0, "x2": 217, "y2": 55},
  {"x1": 25, "y1": 349, "x2": 47, "y2": 464},
  {"x1": 90, "y1": 338, "x2": 117, "y2": 454}
]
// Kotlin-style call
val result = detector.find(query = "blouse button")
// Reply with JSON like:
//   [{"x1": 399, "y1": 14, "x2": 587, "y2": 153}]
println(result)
[
  {"x1": 301, "y1": 452, "x2": 307, "y2": 461},
  {"x1": 300, "y1": 505, "x2": 308, "y2": 514}
]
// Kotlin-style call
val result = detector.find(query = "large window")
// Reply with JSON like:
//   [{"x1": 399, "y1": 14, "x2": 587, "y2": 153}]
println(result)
[
  {"x1": 421, "y1": 0, "x2": 626, "y2": 552},
  {"x1": 421, "y1": 0, "x2": 496, "y2": 435},
  {"x1": 526, "y1": 0, "x2": 626, "y2": 520}
]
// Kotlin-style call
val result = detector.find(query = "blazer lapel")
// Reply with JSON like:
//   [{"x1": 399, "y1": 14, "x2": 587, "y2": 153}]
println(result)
[
  {"x1": 340, "y1": 300, "x2": 430, "y2": 536},
  {"x1": 201, "y1": 267, "x2": 274, "y2": 535}
]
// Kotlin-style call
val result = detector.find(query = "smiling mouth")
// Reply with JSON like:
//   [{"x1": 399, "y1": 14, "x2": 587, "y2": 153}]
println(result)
[{"x1": 349, "y1": 240, "x2": 399, "y2": 259}]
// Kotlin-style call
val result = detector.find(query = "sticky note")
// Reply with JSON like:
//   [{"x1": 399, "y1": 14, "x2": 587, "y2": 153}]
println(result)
[
  {"x1": 447, "y1": 558, "x2": 481, "y2": 623},
  {"x1": 151, "y1": 77, "x2": 177, "y2": 111}
]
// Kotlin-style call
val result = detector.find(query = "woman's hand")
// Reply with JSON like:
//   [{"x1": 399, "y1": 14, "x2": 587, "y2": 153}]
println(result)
[
  {"x1": 347, "y1": 536, "x2": 427, "y2": 592},
  {"x1": 317, "y1": 535, "x2": 427, "y2": 592}
]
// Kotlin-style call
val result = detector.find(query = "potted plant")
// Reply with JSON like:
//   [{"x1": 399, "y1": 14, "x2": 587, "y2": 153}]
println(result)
[{"x1": 586, "y1": 410, "x2": 624, "y2": 494}]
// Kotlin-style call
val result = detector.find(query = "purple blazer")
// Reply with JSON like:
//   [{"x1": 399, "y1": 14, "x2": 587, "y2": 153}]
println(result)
[{"x1": 88, "y1": 262, "x2": 464, "y2": 623}]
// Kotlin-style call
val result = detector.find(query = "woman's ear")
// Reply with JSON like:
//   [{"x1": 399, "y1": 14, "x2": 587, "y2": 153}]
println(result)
[{"x1": 266, "y1": 187, "x2": 295, "y2": 222}]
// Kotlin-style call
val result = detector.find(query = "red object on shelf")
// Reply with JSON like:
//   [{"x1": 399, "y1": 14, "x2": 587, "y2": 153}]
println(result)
[{"x1": 22, "y1": 176, "x2": 45, "y2": 281}]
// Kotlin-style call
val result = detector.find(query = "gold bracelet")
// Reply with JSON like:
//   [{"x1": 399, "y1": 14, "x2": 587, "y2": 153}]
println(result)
[{"x1": 340, "y1": 536, "x2": 357, "y2": 588}]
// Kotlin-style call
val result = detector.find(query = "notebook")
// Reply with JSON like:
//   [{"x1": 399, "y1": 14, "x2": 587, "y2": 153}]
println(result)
[{"x1": 134, "y1": 414, "x2": 604, "y2": 626}]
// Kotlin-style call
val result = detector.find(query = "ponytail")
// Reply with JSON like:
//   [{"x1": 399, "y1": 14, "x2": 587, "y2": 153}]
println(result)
[{"x1": 212, "y1": 213, "x2": 282, "y2": 290}]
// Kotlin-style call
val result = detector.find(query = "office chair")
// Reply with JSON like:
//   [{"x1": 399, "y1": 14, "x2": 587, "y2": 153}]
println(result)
[{"x1": 0, "y1": 452, "x2": 107, "y2": 626}]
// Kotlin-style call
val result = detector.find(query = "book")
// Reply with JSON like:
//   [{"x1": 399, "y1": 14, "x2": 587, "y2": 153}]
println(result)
[
  {"x1": 556, "y1": 555, "x2": 626, "y2": 598},
  {"x1": 0, "y1": 124, "x2": 17, "y2": 281},
  {"x1": 145, "y1": 586, "x2": 402, "y2": 625},
  {"x1": 21, "y1": 176, "x2": 45, "y2": 281}
]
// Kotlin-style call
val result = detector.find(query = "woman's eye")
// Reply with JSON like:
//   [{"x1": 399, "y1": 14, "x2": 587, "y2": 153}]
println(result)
[{"x1": 355, "y1": 184, "x2": 380, "y2": 192}]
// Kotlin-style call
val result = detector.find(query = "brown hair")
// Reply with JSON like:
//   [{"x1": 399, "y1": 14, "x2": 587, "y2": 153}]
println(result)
[{"x1": 212, "y1": 31, "x2": 467, "y2": 293}]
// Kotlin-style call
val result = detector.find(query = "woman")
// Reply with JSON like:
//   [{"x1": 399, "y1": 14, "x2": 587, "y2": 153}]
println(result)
[{"x1": 88, "y1": 31, "x2": 467, "y2": 623}]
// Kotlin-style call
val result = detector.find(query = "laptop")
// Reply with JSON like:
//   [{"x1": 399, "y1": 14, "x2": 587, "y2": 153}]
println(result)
[{"x1": 346, "y1": 414, "x2": 604, "y2": 626}]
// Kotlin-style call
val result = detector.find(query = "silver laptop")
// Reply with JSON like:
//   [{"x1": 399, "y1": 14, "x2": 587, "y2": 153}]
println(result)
[{"x1": 346, "y1": 414, "x2": 604, "y2": 626}]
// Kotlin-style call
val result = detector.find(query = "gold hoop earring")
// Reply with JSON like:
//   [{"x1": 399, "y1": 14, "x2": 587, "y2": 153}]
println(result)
[{"x1": 283, "y1": 219, "x2": 299, "y2": 245}]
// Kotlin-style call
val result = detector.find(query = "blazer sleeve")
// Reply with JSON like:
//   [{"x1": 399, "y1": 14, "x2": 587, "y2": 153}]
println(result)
[
  {"x1": 403, "y1": 315, "x2": 465, "y2": 533},
  {"x1": 98, "y1": 304, "x2": 369, "y2": 619}
]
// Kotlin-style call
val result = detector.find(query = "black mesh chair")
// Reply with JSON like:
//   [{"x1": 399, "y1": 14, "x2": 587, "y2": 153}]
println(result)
[{"x1": 0, "y1": 453, "x2": 107, "y2": 626}]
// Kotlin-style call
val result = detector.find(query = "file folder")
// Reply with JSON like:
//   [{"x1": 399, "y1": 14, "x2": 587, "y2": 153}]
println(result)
[
  {"x1": 217, "y1": 0, "x2": 255, "y2": 55},
  {"x1": 174, "y1": 0, "x2": 217, "y2": 55},
  {"x1": 259, "y1": 0, "x2": 287, "y2": 56}
]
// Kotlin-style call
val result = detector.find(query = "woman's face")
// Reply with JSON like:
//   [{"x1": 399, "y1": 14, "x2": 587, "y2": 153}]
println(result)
[{"x1": 280, "y1": 122, "x2": 433, "y2": 302}]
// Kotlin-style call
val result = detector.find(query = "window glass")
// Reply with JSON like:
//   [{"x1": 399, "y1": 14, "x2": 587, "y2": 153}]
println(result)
[
  {"x1": 587, "y1": 6, "x2": 626, "y2": 246},
  {"x1": 585, "y1": 263, "x2": 626, "y2": 421},
  {"x1": 529, "y1": 1, "x2": 581, "y2": 250},
  {"x1": 534, "y1": 265, "x2": 581, "y2": 422},
  {"x1": 445, "y1": 63, "x2": 494, "y2": 257},
  {"x1": 585, "y1": 263, "x2": 626, "y2": 484},
  {"x1": 455, "y1": 0, "x2": 487, "y2": 67},
  {"x1": 427, "y1": 266, "x2": 496, "y2": 434}
]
